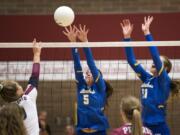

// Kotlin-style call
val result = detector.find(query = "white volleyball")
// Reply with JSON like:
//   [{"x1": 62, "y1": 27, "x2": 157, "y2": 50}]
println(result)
[{"x1": 54, "y1": 6, "x2": 75, "y2": 27}]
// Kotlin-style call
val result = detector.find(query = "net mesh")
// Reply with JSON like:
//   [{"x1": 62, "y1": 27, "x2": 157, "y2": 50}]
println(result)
[{"x1": 0, "y1": 43, "x2": 180, "y2": 135}]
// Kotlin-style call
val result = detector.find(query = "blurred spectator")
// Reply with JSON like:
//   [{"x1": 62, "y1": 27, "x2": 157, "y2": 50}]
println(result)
[
  {"x1": 39, "y1": 110, "x2": 51, "y2": 135},
  {"x1": 66, "y1": 125, "x2": 75, "y2": 135},
  {"x1": 65, "y1": 116, "x2": 75, "y2": 135}
]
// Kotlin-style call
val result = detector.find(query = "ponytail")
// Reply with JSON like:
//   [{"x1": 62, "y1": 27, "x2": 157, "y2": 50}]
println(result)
[
  {"x1": 170, "y1": 80, "x2": 180, "y2": 97},
  {"x1": 98, "y1": 69, "x2": 113, "y2": 106},
  {"x1": 120, "y1": 96, "x2": 143, "y2": 135},
  {"x1": 160, "y1": 56, "x2": 180, "y2": 98},
  {"x1": 104, "y1": 80, "x2": 113, "y2": 106},
  {"x1": 132, "y1": 109, "x2": 143, "y2": 135}
]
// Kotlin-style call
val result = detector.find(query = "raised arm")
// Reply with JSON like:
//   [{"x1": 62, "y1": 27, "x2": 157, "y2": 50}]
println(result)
[
  {"x1": 77, "y1": 24, "x2": 106, "y2": 91},
  {"x1": 25, "y1": 39, "x2": 41, "y2": 99},
  {"x1": 28, "y1": 39, "x2": 41, "y2": 88},
  {"x1": 63, "y1": 26, "x2": 85, "y2": 87},
  {"x1": 72, "y1": 48, "x2": 86, "y2": 85},
  {"x1": 142, "y1": 16, "x2": 163, "y2": 73},
  {"x1": 121, "y1": 19, "x2": 150, "y2": 82},
  {"x1": 142, "y1": 16, "x2": 171, "y2": 91}
]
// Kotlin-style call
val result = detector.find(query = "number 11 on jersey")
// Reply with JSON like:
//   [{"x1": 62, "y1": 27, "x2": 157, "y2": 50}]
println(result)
[{"x1": 142, "y1": 88, "x2": 148, "y2": 99}]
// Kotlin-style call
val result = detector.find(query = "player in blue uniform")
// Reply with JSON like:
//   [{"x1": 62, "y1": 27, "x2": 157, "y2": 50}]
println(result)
[
  {"x1": 63, "y1": 25, "x2": 113, "y2": 135},
  {"x1": 120, "y1": 16, "x2": 180, "y2": 135}
]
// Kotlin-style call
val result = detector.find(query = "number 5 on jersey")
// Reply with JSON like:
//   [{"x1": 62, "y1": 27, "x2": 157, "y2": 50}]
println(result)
[{"x1": 83, "y1": 94, "x2": 89, "y2": 105}]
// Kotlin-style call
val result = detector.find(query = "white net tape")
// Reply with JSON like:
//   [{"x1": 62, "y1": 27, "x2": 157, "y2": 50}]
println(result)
[{"x1": 0, "y1": 41, "x2": 180, "y2": 48}]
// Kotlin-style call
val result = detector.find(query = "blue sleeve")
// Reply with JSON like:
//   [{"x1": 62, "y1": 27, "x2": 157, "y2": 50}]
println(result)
[
  {"x1": 146, "y1": 34, "x2": 171, "y2": 92},
  {"x1": 146, "y1": 34, "x2": 163, "y2": 72},
  {"x1": 83, "y1": 48, "x2": 106, "y2": 92},
  {"x1": 72, "y1": 48, "x2": 86, "y2": 88},
  {"x1": 124, "y1": 38, "x2": 150, "y2": 82},
  {"x1": 28, "y1": 63, "x2": 40, "y2": 88}
]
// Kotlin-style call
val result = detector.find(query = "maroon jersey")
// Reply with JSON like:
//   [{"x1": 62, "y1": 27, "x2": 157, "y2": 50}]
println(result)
[{"x1": 110, "y1": 123, "x2": 152, "y2": 135}]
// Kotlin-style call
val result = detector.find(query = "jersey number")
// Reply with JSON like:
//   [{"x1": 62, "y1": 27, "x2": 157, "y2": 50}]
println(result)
[
  {"x1": 142, "y1": 88, "x2": 148, "y2": 99},
  {"x1": 83, "y1": 94, "x2": 89, "y2": 105}
]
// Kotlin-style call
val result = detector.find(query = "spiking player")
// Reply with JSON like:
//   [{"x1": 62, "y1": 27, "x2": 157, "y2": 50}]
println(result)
[
  {"x1": 0, "y1": 39, "x2": 42, "y2": 135},
  {"x1": 63, "y1": 25, "x2": 113, "y2": 135},
  {"x1": 121, "y1": 16, "x2": 180, "y2": 135}
]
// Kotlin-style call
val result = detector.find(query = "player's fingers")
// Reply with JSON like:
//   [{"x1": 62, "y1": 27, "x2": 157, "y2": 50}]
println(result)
[
  {"x1": 62, "y1": 31, "x2": 68, "y2": 36},
  {"x1": 64, "y1": 27, "x2": 70, "y2": 33}
]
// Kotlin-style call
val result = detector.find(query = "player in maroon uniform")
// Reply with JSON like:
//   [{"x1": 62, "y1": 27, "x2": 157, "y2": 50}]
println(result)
[{"x1": 110, "y1": 96, "x2": 152, "y2": 135}]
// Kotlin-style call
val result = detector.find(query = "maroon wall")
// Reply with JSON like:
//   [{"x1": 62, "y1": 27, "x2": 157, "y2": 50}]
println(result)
[{"x1": 0, "y1": 13, "x2": 180, "y2": 61}]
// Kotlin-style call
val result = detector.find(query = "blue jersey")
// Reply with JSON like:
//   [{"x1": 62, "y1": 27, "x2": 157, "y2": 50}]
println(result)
[
  {"x1": 72, "y1": 48, "x2": 109, "y2": 132},
  {"x1": 124, "y1": 34, "x2": 171, "y2": 125}
]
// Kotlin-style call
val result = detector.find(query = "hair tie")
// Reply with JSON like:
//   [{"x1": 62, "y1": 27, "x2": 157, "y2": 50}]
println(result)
[
  {"x1": 131, "y1": 107, "x2": 138, "y2": 113},
  {"x1": 0, "y1": 84, "x2": 3, "y2": 92}
]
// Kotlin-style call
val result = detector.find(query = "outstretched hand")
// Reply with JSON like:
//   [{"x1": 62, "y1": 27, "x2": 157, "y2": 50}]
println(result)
[
  {"x1": 142, "y1": 16, "x2": 154, "y2": 35},
  {"x1": 76, "y1": 24, "x2": 89, "y2": 42},
  {"x1": 33, "y1": 38, "x2": 42, "y2": 63},
  {"x1": 33, "y1": 38, "x2": 42, "y2": 56},
  {"x1": 120, "y1": 19, "x2": 133, "y2": 39},
  {"x1": 63, "y1": 25, "x2": 78, "y2": 42}
]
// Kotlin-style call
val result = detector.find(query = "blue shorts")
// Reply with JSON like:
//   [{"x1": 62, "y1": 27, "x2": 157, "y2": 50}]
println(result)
[
  {"x1": 144, "y1": 122, "x2": 170, "y2": 135},
  {"x1": 76, "y1": 130, "x2": 106, "y2": 135}
]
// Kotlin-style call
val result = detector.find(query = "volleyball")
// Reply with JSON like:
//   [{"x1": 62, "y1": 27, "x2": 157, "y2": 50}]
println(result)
[{"x1": 54, "y1": 6, "x2": 75, "y2": 27}]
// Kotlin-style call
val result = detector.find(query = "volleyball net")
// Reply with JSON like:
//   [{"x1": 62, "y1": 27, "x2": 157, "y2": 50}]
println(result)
[
  {"x1": 0, "y1": 41, "x2": 180, "y2": 134},
  {"x1": 0, "y1": 41, "x2": 180, "y2": 81}
]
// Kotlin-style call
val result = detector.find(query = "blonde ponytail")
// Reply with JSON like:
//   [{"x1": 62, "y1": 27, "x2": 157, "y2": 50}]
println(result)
[
  {"x1": 132, "y1": 109, "x2": 143, "y2": 135},
  {"x1": 120, "y1": 96, "x2": 143, "y2": 135}
]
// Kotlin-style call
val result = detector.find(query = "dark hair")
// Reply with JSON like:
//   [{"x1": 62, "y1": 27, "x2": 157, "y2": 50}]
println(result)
[
  {"x1": 0, "y1": 80, "x2": 20, "y2": 102},
  {"x1": 104, "y1": 80, "x2": 113, "y2": 106},
  {"x1": 170, "y1": 80, "x2": 180, "y2": 97},
  {"x1": 160, "y1": 55, "x2": 172, "y2": 73},
  {"x1": 160, "y1": 56, "x2": 180, "y2": 97},
  {"x1": 98, "y1": 70, "x2": 113, "y2": 106},
  {"x1": 0, "y1": 103, "x2": 27, "y2": 135}
]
